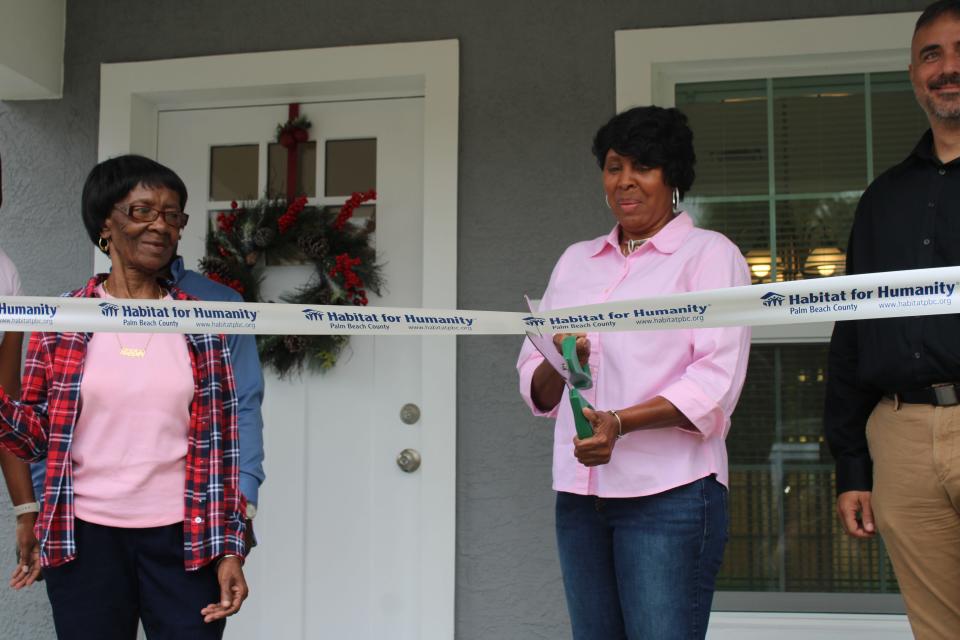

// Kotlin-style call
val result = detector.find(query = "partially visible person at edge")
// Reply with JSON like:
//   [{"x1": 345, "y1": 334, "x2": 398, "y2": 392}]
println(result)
[
  {"x1": 825, "y1": 2, "x2": 960, "y2": 638},
  {"x1": 0, "y1": 150, "x2": 36, "y2": 589},
  {"x1": 0, "y1": 154, "x2": 247, "y2": 639},
  {"x1": 516, "y1": 106, "x2": 751, "y2": 640}
]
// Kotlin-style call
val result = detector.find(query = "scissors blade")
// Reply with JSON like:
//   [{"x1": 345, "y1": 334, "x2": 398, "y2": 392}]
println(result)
[
  {"x1": 524, "y1": 330, "x2": 576, "y2": 391},
  {"x1": 523, "y1": 295, "x2": 583, "y2": 390}
]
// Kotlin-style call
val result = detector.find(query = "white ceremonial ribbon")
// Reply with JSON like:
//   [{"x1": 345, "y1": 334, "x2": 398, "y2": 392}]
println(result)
[{"x1": 0, "y1": 266, "x2": 958, "y2": 336}]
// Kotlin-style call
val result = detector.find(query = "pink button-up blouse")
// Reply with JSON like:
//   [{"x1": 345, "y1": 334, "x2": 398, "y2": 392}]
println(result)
[{"x1": 517, "y1": 212, "x2": 751, "y2": 497}]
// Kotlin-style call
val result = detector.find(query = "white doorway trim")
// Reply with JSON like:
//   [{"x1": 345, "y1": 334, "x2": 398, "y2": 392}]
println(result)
[{"x1": 98, "y1": 40, "x2": 459, "y2": 639}]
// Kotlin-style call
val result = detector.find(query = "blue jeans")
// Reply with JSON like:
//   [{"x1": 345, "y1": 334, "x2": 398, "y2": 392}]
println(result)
[{"x1": 555, "y1": 476, "x2": 728, "y2": 640}]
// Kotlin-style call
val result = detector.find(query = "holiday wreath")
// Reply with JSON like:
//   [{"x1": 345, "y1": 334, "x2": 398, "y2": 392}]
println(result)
[
  {"x1": 201, "y1": 108, "x2": 382, "y2": 376},
  {"x1": 200, "y1": 190, "x2": 383, "y2": 377},
  {"x1": 201, "y1": 190, "x2": 380, "y2": 377}
]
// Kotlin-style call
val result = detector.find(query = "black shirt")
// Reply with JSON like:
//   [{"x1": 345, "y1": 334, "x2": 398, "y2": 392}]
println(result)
[{"x1": 824, "y1": 130, "x2": 960, "y2": 493}]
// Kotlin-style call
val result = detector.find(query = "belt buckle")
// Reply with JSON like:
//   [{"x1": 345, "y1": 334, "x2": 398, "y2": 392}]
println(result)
[{"x1": 933, "y1": 383, "x2": 960, "y2": 406}]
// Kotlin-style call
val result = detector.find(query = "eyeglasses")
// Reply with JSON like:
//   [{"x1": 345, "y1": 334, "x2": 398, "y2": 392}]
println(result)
[{"x1": 114, "y1": 204, "x2": 189, "y2": 229}]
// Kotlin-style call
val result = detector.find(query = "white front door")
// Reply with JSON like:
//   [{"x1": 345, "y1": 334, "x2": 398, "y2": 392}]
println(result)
[{"x1": 156, "y1": 97, "x2": 450, "y2": 639}]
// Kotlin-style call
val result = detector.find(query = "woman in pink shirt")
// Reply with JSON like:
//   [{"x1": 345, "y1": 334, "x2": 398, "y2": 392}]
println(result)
[
  {"x1": 517, "y1": 106, "x2": 751, "y2": 640},
  {"x1": 0, "y1": 156, "x2": 247, "y2": 640}
]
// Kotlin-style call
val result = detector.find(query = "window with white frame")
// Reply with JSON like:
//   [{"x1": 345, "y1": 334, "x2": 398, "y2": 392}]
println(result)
[
  {"x1": 616, "y1": 13, "x2": 922, "y2": 613},
  {"x1": 676, "y1": 70, "x2": 927, "y2": 600}
]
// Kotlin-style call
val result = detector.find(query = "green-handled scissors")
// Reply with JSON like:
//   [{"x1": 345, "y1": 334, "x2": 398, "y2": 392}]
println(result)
[{"x1": 561, "y1": 335, "x2": 595, "y2": 439}]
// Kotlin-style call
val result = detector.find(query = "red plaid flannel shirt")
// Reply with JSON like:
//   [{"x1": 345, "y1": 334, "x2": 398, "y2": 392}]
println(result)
[{"x1": 0, "y1": 275, "x2": 246, "y2": 570}]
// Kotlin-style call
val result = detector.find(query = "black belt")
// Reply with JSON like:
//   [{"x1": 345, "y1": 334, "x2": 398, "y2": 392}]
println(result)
[{"x1": 889, "y1": 383, "x2": 960, "y2": 406}]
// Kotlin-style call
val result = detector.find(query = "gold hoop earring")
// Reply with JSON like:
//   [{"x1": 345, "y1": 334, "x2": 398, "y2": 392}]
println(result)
[{"x1": 98, "y1": 236, "x2": 109, "y2": 254}]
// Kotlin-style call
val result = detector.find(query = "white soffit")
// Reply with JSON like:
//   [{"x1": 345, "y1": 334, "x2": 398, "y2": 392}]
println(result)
[{"x1": 0, "y1": 0, "x2": 65, "y2": 100}]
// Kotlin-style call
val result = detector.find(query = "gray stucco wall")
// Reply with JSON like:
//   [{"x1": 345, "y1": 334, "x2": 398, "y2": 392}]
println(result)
[{"x1": 0, "y1": 1, "x2": 928, "y2": 638}]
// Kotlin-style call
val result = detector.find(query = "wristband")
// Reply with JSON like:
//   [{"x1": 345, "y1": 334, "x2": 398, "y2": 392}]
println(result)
[
  {"x1": 12, "y1": 502, "x2": 40, "y2": 517},
  {"x1": 218, "y1": 553, "x2": 244, "y2": 567}
]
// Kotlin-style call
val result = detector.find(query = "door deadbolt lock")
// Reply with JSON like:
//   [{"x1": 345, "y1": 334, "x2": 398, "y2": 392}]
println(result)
[
  {"x1": 396, "y1": 448, "x2": 421, "y2": 473},
  {"x1": 400, "y1": 403, "x2": 421, "y2": 425}
]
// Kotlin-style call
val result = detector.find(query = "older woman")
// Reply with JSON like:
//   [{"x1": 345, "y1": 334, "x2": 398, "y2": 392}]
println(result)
[
  {"x1": 0, "y1": 155, "x2": 247, "y2": 640},
  {"x1": 517, "y1": 106, "x2": 751, "y2": 640}
]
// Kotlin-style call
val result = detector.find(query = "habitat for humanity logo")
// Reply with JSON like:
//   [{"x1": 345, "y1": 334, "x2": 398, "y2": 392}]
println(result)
[
  {"x1": 100, "y1": 302, "x2": 256, "y2": 328},
  {"x1": 302, "y1": 308, "x2": 325, "y2": 321},
  {"x1": 522, "y1": 316, "x2": 546, "y2": 327},
  {"x1": 99, "y1": 302, "x2": 120, "y2": 317},
  {"x1": 761, "y1": 292, "x2": 785, "y2": 307}
]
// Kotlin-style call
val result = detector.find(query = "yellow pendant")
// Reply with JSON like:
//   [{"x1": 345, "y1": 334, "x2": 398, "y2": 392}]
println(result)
[{"x1": 119, "y1": 346, "x2": 146, "y2": 358}]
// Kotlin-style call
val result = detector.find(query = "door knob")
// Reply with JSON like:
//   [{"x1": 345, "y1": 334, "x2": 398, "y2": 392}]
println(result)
[
  {"x1": 396, "y1": 448, "x2": 421, "y2": 473},
  {"x1": 400, "y1": 403, "x2": 421, "y2": 425}
]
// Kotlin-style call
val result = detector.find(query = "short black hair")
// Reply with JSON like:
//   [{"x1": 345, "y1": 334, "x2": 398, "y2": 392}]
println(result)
[
  {"x1": 591, "y1": 106, "x2": 696, "y2": 197},
  {"x1": 82, "y1": 154, "x2": 188, "y2": 252},
  {"x1": 916, "y1": 0, "x2": 960, "y2": 33}
]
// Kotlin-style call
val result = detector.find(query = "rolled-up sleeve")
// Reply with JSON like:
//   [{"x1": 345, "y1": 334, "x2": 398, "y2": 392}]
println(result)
[
  {"x1": 658, "y1": 242, "x2": 752, "y2": 439},
  {"x1": 517, "y1": 342, "x2": 560, "y2": 418},
  {"x1": 0, "y1": 332, "x2": 53, "y2": 461},
  {"x1": 517, "y1": 253, "x2": 568, "y2": 419}
]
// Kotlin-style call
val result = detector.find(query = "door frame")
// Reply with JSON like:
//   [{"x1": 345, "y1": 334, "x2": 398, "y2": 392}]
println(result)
[{"x1": 98, "y1": 40, "x2": 459, "y2": 639}]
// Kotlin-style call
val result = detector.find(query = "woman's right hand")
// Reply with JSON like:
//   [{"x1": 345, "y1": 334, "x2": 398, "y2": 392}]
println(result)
[
  {"x1": 8, "y1": 512, "x2": 40, "y2": 589},
  {"x1": 552, "y1": 333, "x2": 590, "y2": 367}
]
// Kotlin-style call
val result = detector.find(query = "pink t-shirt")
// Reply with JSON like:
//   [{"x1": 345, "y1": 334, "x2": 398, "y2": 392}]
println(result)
[
  {"x1": 72, "y1": 286, "x2": 194, "y2": 527},
  {"x1": 0, "y1": 248, "x2": 23, "y2": 344},
  {"x1": 517, "y1": 213, "x2": 752, "y2": 497}
]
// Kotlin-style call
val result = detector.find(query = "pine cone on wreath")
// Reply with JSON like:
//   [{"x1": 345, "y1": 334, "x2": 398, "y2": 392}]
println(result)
[
  {"x1": 199, "y1": 256, "x2": 230, "y2": 279},
  {"x1": 297, "y1": 234, "x2": 329, "y2": 260},
  {"x1": 253, "y1": 227, "x2": 276, "y2": 248},
  {"x1": 283, "y1": 335, "x2": 307, "y2": 353}
]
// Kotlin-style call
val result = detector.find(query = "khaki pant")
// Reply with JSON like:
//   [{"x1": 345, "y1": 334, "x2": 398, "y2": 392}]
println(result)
[{"x1": 867, "y1": 397, "x2": 960, "y2": 640}]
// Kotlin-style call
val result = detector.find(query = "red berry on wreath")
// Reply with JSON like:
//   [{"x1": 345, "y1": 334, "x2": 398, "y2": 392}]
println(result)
[
  {"x1": 293, "y1": 128, "x2": 309, "y2": 143},
  {"x1": 279, "y1": 131, "x2": 296, "y2": 148}
]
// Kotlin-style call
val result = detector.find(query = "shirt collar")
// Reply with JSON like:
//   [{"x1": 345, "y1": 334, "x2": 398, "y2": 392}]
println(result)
[
  {"x1": 909, "y1": 129, "x2": 960, "y2": 168},
  {"x1": 591, "y1": 211, "x2": 695, "y2": 257},
  {"x1": 76, "y1": 274, "x2": 108, "y2": 297},
  {"x1": 74, "y1": 271, "x2": 191, "y2": 300},
  {"x1": 168, "y1": 255, "x2": 187, "y2": 284}
]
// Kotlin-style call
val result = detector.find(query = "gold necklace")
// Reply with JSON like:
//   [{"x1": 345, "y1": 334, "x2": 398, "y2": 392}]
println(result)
[
  {"x1": 115, "y1": 334, "x2": 154, "y2": 359},
  {"x1": 103, "y1": 279, "x2": 165, "y2": 358}
]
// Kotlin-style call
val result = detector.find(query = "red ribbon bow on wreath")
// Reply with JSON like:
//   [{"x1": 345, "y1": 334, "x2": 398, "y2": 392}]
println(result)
[{"x1": 277, "y1": 103, "x2": 312, "y2": 200}]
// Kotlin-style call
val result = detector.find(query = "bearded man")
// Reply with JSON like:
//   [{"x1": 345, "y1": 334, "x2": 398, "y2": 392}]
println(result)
[{"x1": 824, "y1": 2, "x2": 960, "y2": 638}]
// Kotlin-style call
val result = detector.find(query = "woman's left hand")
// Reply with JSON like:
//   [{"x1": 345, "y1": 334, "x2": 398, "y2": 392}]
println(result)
[
  {"x1": 201, "y1": 556, "x2": 249, "y2": 623},
  {"x1": 573, "y1": 407, "x2": 620, "y2": 467}
]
